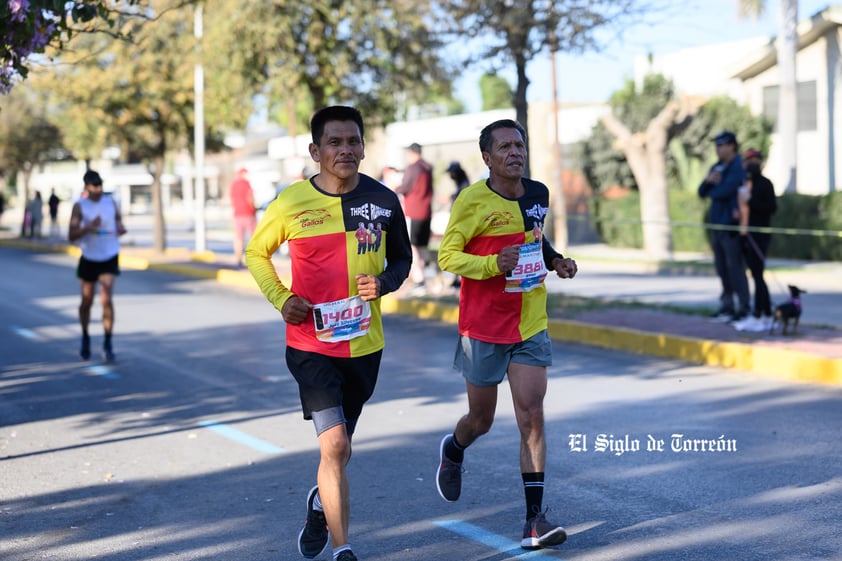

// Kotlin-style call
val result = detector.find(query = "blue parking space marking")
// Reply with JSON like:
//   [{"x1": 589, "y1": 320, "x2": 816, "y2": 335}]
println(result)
[
  {"x1": 10, "y1": 325, "x2": 38, "y2": 339},
  {"x1": 434, "y1": 520, "x2": 565, "y2": 559},
  {"x1": 86, "y1": 365, "x2": 120, "y2": 380},
  {"x1": 198, "y1": 420, "x2": 285, "y2": 454}
]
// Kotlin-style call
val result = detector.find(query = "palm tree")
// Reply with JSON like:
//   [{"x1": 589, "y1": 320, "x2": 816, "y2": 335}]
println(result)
[{"x1": 739, "y1": 0, "x2": 798, "y2": 193}]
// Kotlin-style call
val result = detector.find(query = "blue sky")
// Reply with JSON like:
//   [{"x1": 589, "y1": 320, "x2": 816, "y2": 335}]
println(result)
[{"x1": 456, "y1": 0, "x2": 832, "y2": 111}]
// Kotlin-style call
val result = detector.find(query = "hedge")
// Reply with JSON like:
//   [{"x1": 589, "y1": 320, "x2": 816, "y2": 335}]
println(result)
[{"x1": 591, "y1": 190, "x2": 842, "y2": 261}]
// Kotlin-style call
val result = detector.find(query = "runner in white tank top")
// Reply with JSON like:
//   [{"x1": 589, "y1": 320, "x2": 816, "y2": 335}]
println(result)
[{"x1": 68, "y1": 170, "x2": 127, "y2": 362}]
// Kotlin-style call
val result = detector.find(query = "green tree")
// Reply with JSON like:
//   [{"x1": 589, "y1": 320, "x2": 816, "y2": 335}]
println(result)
[
  {"x1": 222, "y1": 0, "x2": 454, "y2": 132},
  {"x1": 0, "y1": 87, "x2": 66, "y2": 231},
  {"x1": 600, "y1": 74, "x2": 698, "y2": 259},
  {"x1": 1, "y1": 0, "x2": 145, "y2": 94},
  {"x1": 583, "y1": 80, "x2": 771, "y2": 256},
  {"x1": 37, "y1": 0, "x2": 253, "y2": 253},
  {"x1": 672, "y1": 95, "x2": 772, "y2": 189},
  {"x1": 443, "y1": 0, "x2": 658, "y2": 176},
  {"x1": 479, "y1": 72, "x2": 512, "y2": 111},
  {"x1": 581, "y1": 121, "x2": 638, "y2": 193}
]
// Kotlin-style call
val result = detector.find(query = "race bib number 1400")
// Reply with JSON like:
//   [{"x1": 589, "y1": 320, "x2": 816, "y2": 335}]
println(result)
[{"x1": 313, "y1": 295, "x2": 372, "y2": 342}]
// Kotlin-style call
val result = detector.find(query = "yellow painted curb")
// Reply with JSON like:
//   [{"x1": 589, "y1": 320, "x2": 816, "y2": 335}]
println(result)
[
  {"x1": 147, "y1": 262, "x2": 218, "y2": 279},
  {"x1": 119, "y1": 254, "x2": 150, "y2": 270},
  {"x1": 545, "y1": 319, "x2": 842, "y2": 387}
]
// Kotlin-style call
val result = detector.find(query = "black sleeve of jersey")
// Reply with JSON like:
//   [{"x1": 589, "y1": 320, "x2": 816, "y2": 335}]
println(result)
[
  {"x1": 379, "y1": 203, "x2": 413, "y2": 296},
  {"x1": 542, "y1": 235, "x2": 564, "y2": 269}
]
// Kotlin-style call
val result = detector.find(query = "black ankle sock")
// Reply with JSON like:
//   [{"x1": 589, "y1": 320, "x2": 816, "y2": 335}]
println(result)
[
  {"x1": 104, "y1": 333, "x2": 112, "y2": 348},
  {"x1": 445, "y1": 434, "x2": 465, "y2": 463},
  {"x1": 523, "y1": 472, "x2": 545, "y2": 521}
]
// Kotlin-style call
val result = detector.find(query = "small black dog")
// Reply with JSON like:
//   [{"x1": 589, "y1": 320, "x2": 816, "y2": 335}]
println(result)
[{"x1": 769, "y1": 285, "x2": 807, "y2": 335}]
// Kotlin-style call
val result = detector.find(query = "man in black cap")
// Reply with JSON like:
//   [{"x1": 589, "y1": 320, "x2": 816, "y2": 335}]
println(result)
[{"x1": 698, "y1": 131, "x2": 750, "y2": 322}]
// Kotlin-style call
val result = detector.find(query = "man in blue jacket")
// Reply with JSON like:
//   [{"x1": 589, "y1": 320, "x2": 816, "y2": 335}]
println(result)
[{"x1": 698, "y1": 131, "x2": 750, "y2": 322}]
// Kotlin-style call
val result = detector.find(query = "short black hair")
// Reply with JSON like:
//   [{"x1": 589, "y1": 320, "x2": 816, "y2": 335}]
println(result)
[
  {"x1": 83, "y1": 170, "x2": 103, "y2": 186},
  {"x1": 479, "y1": 119, "x2": 526, "y2": 154},
  {"x1": 310, "y1": 105, "x2": 364, "y2": 145}
]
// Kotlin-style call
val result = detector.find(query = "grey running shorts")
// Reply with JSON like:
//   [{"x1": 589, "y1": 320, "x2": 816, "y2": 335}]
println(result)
[{"x1": 453, "y1": 330, "x2": 553, "y2": 387}]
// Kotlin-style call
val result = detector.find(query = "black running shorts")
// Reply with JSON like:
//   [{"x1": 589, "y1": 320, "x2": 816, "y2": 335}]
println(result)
[
  {"x1": 285, "y1": 347, "x2": 382, "y2": 436},
  {"x1": 408, "y1": 217, "x2": 432, "y2": 248},
  {"x1": 77, "y1": 254, "x2": 120, "y2": 282}
]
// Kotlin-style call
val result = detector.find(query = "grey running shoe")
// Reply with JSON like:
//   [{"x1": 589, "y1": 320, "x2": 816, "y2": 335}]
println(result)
[
  {"x1": 335, "y1": 550, "x2": 358, "y2": 561},
  {"x1": 521, "y1": 508, "x2": 567, "y2": 549},
  {"x1": 298, "y1": 486, "x2": 329, "y2": 559},
  {"x1": 436, "y1": 434, "x2": 463, "y2": 502}
]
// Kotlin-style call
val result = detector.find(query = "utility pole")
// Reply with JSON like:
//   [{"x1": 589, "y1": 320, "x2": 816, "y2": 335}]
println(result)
[
  {"x1": 193, "y1": 3, "x2": 207, "y2": 253},
  {"x1": 550, "y1": 38, "x2": 568, "y2": 253}
]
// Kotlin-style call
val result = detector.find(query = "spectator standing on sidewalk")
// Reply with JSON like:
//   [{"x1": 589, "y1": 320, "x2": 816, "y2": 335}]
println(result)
[
  {"x1": 445, "y1": 161, "x2": 471, "y2": 288},
  {"x1": 246, "y1": 105, "x2": 412, "y2": 561},
  {"x1": 733, "y1": 148, "x2": 778, "y2": 332},
  {"x1": 395, "y1": 142, "x2": 433, "y2": 294},
  {"x1": 26, "y1": 191, "x2": 43, "y2": 238},
  {"x1": 435, "y1": 119, "x2": 577, "y2": 551},
  {"x1": 48, "y1": 188, "x2": 61, "y2": 237},
  {"x1": 229, "y1": 167, "x2": 257, "y2": 268},
  {"x1": 698, "y1": 130, "x2": 750, "y2": 322},
  {"x1": 446, "y1": 161, "x2": 470, "y2": 203}
]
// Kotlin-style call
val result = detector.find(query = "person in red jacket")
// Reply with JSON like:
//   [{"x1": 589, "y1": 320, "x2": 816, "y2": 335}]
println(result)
[
  {"x1": 395, "y1": 142, "x2": 433, "y2": 293},
  {"x1": 229, "y1": 167, "x2": 257, "y2": 267}
]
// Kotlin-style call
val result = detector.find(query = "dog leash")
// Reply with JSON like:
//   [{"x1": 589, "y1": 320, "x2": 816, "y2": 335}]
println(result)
[{"x1": 745, "y1": 233, "x2": 790, "y2": 298}]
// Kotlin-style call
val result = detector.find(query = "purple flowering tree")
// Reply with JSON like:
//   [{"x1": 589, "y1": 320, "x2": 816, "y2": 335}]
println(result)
[{"x1": 1, "y1": 0, "x2": 140, "y2": 94}]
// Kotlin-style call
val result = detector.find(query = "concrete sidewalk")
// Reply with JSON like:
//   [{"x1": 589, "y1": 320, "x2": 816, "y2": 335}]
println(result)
[{"x1": 2, "y1": 228, "x2": 840, "y2": 387}]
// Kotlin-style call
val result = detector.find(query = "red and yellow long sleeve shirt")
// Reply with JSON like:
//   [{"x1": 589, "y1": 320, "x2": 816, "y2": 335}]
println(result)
[
  {"x1": 438, "y1": 177, "x2": 561, "y2": 344},
  {"x1": 247, "y1": 174, "x2": 412, "y2": 357}
]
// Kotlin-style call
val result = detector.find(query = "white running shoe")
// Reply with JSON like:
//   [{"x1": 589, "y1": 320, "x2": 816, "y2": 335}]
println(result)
[
  {"x1": 735, "y1": 316, "x2": 770, "y2": 332},
  {"x1": 733, "y1": 317, "x2": 756, "y2": 331}
]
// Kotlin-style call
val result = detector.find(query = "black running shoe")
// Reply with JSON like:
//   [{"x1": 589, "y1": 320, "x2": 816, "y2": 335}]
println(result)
[
  {"x1": 436, "y1": 434, "x2": 463, "y2": 502},
  {"x1": 298, "y1": 485, "x2": 329, "y2": 559},
  {"x1": 335, "y1": 551, "x2": 357, "y2": 561},
  {"x1": 521, "y1": 508, "x2": 567, "y2": 549},
  {"x1": 103, "y1": 340, "x2": 115, "y2": 362},
  {"x1": 80, "y1": 334, "x2": 91, "y2": 360}
]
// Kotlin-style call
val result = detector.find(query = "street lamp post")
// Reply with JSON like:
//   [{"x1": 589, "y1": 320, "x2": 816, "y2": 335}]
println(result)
[
  {"x1": 550, "y1": 43, "x2": 568, "y2": 253},
  {"x1": 193, "y1": 3, "x2": 207, "y2": 253}
]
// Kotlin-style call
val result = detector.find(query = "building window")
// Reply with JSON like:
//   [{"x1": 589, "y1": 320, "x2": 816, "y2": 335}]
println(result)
[{"x1": 762, "y1": 80, "x2": 818, "y2": 132}]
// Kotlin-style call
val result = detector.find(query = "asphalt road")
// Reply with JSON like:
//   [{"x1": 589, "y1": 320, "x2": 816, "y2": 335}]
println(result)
[{"x1": 2, "y1": 247, "x2": 841, "y2": 561}]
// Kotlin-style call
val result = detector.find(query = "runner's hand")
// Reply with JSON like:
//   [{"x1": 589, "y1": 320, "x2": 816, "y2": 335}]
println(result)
[
  {"x1": 356, "y1": 274, "x2": 380, "y2": 301},
  {"x1": 553, "y1": 257, "x2": 578, "y2": 279},
  {"x1": 497, "y1": 244, "x2": 521, "y2": 274},
  {"x1": 282, "y1": 296, "x2": 313, "y2": 325}
]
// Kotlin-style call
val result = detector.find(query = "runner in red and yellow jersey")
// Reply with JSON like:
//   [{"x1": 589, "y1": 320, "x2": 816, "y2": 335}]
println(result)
[
  {"x1": 435, "y1": 119, "x2": 578, "y2": 551},
  {"x1": 247, "y1": 106, "x2": 411, "y2": 561}
]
